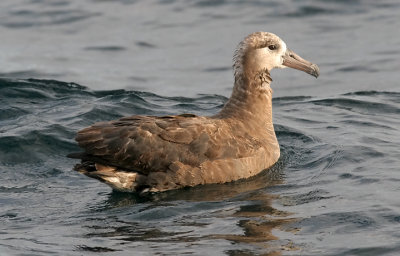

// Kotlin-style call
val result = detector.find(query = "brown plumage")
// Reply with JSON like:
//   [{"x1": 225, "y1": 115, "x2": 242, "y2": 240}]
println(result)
[{"x1": 68, "y1": 32, "x2": 319, "y2": 193}]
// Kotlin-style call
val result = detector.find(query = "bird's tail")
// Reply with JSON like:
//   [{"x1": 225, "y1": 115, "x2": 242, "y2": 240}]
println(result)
[{"x1": 74, "y1": 162, "x2": 147, "y2": 193}]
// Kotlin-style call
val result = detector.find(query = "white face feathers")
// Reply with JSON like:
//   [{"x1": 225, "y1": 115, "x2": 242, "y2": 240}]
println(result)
[{"x1": 245, "y1": 39, "x2": 288, "y2": 72}]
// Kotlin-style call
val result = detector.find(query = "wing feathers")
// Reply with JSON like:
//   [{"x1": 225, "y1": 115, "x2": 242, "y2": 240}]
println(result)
[{"x1": 73, "y1": 115, "x2": 259, "y2": 174}]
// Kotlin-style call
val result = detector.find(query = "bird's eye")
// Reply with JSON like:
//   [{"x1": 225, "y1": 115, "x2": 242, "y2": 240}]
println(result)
[{"x1": 268, "y1": 45, "x2": 277, "y2": 50}]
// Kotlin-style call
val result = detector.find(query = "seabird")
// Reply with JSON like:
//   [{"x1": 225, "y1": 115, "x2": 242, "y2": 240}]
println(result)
[{"x1": 68, "y1": 32, "x2": 319, "y2": 193}]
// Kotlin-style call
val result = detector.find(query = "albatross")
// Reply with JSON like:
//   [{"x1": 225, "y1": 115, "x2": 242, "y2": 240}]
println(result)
[{"x1": 68, "y1": 32, "x2": 319, "y2": 193}]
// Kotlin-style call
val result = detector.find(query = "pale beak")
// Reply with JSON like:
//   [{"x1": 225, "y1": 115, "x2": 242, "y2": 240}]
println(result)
[{"x1": 282, "y1": 49, "x2": 320, "y2": 78}]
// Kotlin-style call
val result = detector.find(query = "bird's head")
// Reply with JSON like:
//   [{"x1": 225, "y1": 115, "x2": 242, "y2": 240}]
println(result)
[{"x1": 233, "y1": 32, "x2": 320, "y2": 81}]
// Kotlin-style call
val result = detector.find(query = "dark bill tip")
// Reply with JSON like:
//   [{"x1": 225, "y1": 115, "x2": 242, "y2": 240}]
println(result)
[
  {"x1": 282, "y1": 49, "x2": 320, "y2": 78},
  {"x1": 309, "y1": 63, "x2": 320, "y2": 78}
]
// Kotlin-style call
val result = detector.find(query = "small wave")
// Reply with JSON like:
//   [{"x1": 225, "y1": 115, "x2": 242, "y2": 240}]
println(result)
[
  {"x1": 84, "y1": 46, "x2": 127, "y2": 52},
  {"x1": 299, "y1": 211, "x2": 377, "y2": 232},
  {"x1": 0, "y1": 184, "x2": 38, "y2": 194},
  {"x1": 275, "y1": 124, "x2": 317, "y2": 144},
  {"x1": 2, "y1": 9, "x2": 100, "y2": 28},
  {"x1": 336, "y1": 65, "x2": 379, "y2": 73},
  {"x1": 135, "y1": 41, "x2": 157, "y2": 48},
  {"x1": 203, "y1": 66, "x2": 231, "y2": 72},
  {"x1": 76, "y1": 245, "x2": 120, "y2": 252},
  {"x1": 311, "y1": 97, "x2": 400, "y2": 115},
  {"x1": 0, "y1": 70, "x2": 63, "y2": 79}
]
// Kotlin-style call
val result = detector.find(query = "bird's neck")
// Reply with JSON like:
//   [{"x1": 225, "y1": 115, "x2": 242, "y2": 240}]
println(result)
[{"x1": 215, "y1": 69, "x2": 274, "y2": 127}]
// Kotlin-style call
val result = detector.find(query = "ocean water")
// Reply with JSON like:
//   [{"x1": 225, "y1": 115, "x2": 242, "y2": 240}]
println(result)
[{"x1": 1, "y1": 0, "x2": 400, "y2": 255}]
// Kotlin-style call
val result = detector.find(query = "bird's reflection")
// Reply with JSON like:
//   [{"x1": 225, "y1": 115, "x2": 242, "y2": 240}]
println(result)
[{"x1": 83, "y1": 160, "x2": 299, "y2": 254}]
